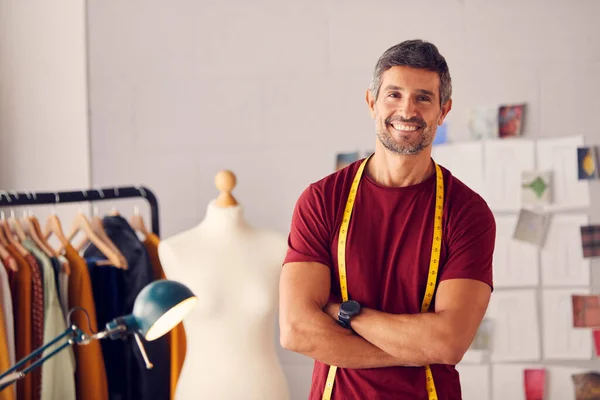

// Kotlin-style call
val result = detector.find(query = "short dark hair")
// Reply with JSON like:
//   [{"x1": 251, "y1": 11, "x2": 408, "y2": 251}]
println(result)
[{"x1": 370, "y1": 39, "x2": 452, "y2": 106}]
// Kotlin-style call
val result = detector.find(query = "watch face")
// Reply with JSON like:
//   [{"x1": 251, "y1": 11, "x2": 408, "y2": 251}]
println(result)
[{"x1": 341, "y1": 300, "x2": 361, "y2": 315}]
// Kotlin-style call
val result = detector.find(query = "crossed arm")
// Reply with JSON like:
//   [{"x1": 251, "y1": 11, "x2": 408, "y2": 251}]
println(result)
[{"x1": 278, "y1": 261, "x2": 491, "y2": 369}]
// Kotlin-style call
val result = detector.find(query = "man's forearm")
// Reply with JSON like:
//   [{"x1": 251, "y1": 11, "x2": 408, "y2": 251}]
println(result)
[
  {"x1": 350, "y1": 308, "x2": 465, "y2": 366},
  {"x1": 280, "y1": 308, "x2": 405, "y2": 369}
]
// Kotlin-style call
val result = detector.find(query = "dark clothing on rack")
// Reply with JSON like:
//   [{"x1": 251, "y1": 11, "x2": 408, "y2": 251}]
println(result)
[
  {"x1": 86, "y1": 257, "x2": 128, "y2": 400},
  {"x1": 84, "y1": 216, "x2": 170, "y2": 400},
  {"x1": 49, "y1": 257, "x2": 62, "y2": 299}
]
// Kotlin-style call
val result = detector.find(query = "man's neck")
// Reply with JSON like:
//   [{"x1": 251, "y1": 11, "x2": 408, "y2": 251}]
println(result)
[{"x1": 366, "y1": 147, "x2": 434, "y2": 188}]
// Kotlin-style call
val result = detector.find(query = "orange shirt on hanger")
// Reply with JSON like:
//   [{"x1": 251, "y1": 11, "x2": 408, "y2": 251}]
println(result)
[
  {"x1": 144, "y1": 233, "x2": 187, "y2": 400},
  {"x1": 64, "y1": 244, "x2": 109, "y2": 400},
  {"x1": 0, "y1": 305, "x2": 16, "y2": 400},
  {"x1": 6, "y1": 245, "x2": 32, "y2": 400}
]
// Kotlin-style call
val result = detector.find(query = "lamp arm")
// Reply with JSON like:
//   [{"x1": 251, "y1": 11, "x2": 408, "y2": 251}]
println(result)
[{"x1": 0, "y1": 325, "x2": 83, "y2": 392}]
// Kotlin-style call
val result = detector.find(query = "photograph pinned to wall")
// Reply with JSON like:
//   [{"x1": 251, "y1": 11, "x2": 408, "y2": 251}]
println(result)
[
  {"x1": 577, "y1": 147, "x2": 599, "y2": 180},
  {"x1": 468, "y1": 106, "x2": 498, "y2": 140},
  {"x1": 572, "y1": 371, "x2": 600, "y2": 400},
  {"x1": 335, "y1": 151, "x2": 360, "y2": 171},
  {"x1": 572, "y1": 295, "x2": 600, "y2": 328},
  {"x1": 498, "y1": 103, "x2": 526, "y2": 138},
  {"x1": 433, "y1": 121, "x2": 448, "y2": 145},
  {"x1": 513, "y1": 208, "x2": 551, "y2": 247},
  {"x1": 521, "y1": 171, "x2": 552, "y2": 206},
  {"x1": 471, "y1": 318, "x2": 493, "y2": 350},
  {"x1": 594, "y1": 330, "x2": 600, "y2": 356},
  {"x1": 580, "y1": 225, "x2": 600, "y2": 258},
  {"x1": 523, "y1": 368, "x2": 546, "y2": 400}
]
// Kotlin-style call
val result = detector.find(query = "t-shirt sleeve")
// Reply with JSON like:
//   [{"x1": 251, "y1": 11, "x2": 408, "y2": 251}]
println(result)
[
  {"x1": 283, "y1": 184, "x2": 333, "y2": 268},
  {"x1": 439, "y1": 197, "x2": 496, "y2": 291}
]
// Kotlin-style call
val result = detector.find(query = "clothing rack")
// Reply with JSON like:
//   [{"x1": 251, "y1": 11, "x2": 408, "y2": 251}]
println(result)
[{"x1": 0, "y1": 186, "x2": 160, "y2": 236}]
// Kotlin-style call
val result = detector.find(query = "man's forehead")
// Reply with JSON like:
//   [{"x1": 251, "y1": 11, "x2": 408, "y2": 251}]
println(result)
[{"x1": 381, "y1": 66, "x2": 439, "y2": 93}]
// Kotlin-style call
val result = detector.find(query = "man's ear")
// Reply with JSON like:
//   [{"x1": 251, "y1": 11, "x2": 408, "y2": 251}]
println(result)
[
  {"x1": 438, "y1": 99, "x2": 452, "y2": 125},
  {"x1": 366, "y1": 89, "x2": 376, "y2": 119}
]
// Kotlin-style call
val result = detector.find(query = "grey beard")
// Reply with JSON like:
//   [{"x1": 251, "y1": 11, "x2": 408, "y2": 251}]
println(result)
[{"x1": 376, "y1": 127, "x2": 433, "y2": 155}]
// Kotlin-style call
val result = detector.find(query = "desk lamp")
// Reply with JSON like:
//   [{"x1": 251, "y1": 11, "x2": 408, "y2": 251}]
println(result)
[{"x1": 0, "y1": 279, "x2": 197, "y2": 391}]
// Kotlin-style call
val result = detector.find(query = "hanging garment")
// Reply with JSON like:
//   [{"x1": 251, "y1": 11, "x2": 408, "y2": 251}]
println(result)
[
  {"x1": 84, "y1": 216, "x2": 170, "y2": 400},
  {"x1": 57, "y1": 256, "x2": 70, "y2": 322},
  {"x1": 22, "y1": 239, "x2": 76, "y2": 400},
  {"x1": 0, "y1": 304, "x2": 15, "y2": 400},
  {"x1": 5, "y1": 244, "x2": 33, "y2": 400},
  {"x1": 63, "y1": 244, "x2": 109, "y2": 400},
  {"x1": 144, "y1": 233, "x2": 187, "y2": 400},
  {"x1": 85, "y1": 257, "x2": 127, "y2": 400},
  {"x1": 0, "y1": 258, "x2": 15, "y2": 370},
  {"x1": 48, "y1": 257, "x2": 61, "y2": 302},
  {"x1": 22, "y1": 254, "x2": 44, "y2": 400}
]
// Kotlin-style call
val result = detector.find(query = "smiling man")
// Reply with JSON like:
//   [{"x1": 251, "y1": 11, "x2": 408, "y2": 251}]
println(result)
[{"x1": 279, "y1": 40, "x2": 496, "y2": 399}]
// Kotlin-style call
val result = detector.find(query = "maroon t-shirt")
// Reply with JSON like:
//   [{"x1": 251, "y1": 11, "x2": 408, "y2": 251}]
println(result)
[{"x1": 284, "y1": 159, "x2": 495, "y2": 400}]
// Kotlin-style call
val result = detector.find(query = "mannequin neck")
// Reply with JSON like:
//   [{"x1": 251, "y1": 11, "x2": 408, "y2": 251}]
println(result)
[{"x1": 200, "y1": 200, "x2": 248, "y2": 231}]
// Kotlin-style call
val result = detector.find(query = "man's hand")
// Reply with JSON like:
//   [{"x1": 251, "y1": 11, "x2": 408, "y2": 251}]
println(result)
[
  {"x1": 323, "y1": 302, "x2": 341, "y2": 321},
  {"x1": 279, "y1": 262, "x2": 408, "y2": 369}
]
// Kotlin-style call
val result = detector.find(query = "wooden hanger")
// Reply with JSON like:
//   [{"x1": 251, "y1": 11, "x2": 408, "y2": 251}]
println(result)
[
  {"x1": 43, "y1": 209, "x2": 70, "y2": 251},
  {"x1": 64, "y1": 210, "x2": 125, "y2": 269},
  {"x1": 0, "y1": 237, "x2": 17, "y2": 272},
  {"x1": 24, "y1": 211, "x2": 59, "y2": 259},
  {"x1": 0, "y1": 211, "x2": 29, "y2": 257},
  {"x1": 87, "y1": 206, "x2": 128, "y2": 268},
  {"x1": 214, "y1": 170, "x2": 239, "y2": 207},
  {"x1": 129, "y1": 205, "x2": 150, "y2": 239},
  {"x1": 9, "y1": 210, "x2": 27, "y2": 242}
]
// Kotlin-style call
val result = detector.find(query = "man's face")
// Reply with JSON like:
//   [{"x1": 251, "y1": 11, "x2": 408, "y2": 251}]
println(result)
[{"x1": 366, "y1": 66, "x2": 452, "y2": 156}]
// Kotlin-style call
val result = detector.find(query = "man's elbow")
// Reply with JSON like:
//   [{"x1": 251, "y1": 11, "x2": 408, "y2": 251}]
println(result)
[
  {"x1": 279, "y1": 317, "x2": 312, "y2": 354},
  {"x1": 279, "y1": 321, "x2": 300, "y2": 351},
  {"x1": 436, "y1": 337, "x2": 469, "y2": 365}
]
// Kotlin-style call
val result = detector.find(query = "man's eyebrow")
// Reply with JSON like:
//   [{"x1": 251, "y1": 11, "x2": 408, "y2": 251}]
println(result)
[{"x1": 383, "y1": 85, "x2": 435, "y2": 97}]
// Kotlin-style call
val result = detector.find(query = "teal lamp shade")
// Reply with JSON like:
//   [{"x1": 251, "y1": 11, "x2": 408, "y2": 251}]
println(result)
[{"x1": 131, "y1": 280, "x2": 197, "y2": 341}]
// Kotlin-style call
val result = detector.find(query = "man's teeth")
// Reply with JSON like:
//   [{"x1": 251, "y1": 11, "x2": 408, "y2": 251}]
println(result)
[{"x1": 391, "y1": 123, "x2": 420, "y2": 131}]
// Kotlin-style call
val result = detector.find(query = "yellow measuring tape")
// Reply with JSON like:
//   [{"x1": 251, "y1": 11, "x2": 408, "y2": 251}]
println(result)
[{"x1": 322, "y1": 156, "x2": 444, "y2": 400}]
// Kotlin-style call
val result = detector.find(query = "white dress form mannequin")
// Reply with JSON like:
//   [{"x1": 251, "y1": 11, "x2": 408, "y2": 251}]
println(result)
[{"x1": 158, "y1": 171, "x2": 290, "y2": 400}]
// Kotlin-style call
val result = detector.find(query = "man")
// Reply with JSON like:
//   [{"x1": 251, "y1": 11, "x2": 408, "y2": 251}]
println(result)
[{"x1": 279, "y1": 39, "x2": 495, "y2": 400}]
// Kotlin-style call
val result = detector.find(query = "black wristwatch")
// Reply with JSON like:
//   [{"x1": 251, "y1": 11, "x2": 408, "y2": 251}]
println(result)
[{"x1": 338, "y1": 300, "x2": 361, "y2": 329}]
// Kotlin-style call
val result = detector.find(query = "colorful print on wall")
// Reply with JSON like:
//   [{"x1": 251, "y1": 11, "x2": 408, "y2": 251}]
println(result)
[
  {"x1": 335, "y1": 151, "x2": 360, "y2": 171},
  {"x1": 572, "y1": 295, "x2": 600, "y2": 328},
  {"x1": 577, "y1": 147, "x2": 598, "y2": 180},
  {"x1": 498, "y1": 104, "x2": 525, "y2": 138},
  {"x1": 523, "y1": 368, "x2": 546, "y2": 400},
  {"x1": 521, "y1": 171, "x2": 552, "y2": 206},
  {"x1": 572, "y1": 371, "x2": 600, "y2": 400},
  {"x1": 580, "y1": 225, "x2": 600, "y2": 258}
]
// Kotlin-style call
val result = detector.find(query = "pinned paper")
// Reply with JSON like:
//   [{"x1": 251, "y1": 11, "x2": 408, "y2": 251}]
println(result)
[
  {"x1": 433, "y1": 122, "x2": 448, "y2": 145},
  {"x1": 521, "y1": 171, "x2": 552, "y2": 206},
  {"x1": 499, "y1": 104, "x2": 526, "y2": 138},
  {"x1": 471, "y1": 318, "x2": 493, "y2": 350},
  {"x1": 469, "y1": 106, "x2": 498, "y2": 140},
  {"x1": 335, "y1": 151, "x2": 359, "y2": 171},
  {"x1": 513, "y1": 208, "x2": 551, "y2": 247},
  {"x1": 572, "y1": 295, "x2": 600, "y2": 328},
  {"x1": 593, "y1": 330, "x2": 600, "y2": 356},
  {"x1": 524, "y1": 368, "x2": 546, "y2": 400},
  {"x1": 577, "y1": 147, "x2": 598, "y2": 180},
  {"x1": 580, "y1": 225, "x2": 600, "y2": 258},
  {"x1": 572, "y1": 372, "x2": 600, "y2": 399}
]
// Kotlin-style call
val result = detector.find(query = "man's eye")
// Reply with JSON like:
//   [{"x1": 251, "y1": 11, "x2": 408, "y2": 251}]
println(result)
[
  {"x1": 388, "y1": 93, "x2": 399, "y2": 98},
  {"x1": 418, "y1": 96, "x2": 431, "y2": 102}
]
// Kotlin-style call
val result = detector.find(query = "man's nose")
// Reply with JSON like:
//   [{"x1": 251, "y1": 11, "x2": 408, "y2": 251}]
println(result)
[{"x1": 398, "y1": 98, "x2": 418, "y2": 120}]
